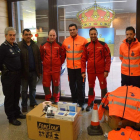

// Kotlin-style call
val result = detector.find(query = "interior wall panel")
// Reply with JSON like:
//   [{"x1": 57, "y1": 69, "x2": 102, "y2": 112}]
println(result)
[
  {"x1": 0, "y1": 0, "x2": 8, "y2": 44},
  {"x1": 136, "y1": 0, "x2": 140, "y2": 41}
]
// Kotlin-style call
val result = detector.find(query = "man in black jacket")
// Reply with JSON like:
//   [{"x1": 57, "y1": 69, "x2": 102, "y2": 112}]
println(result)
[
  {"x1": 18, "y1": 29, "x2": 42, "y2": 112},
  {"x1": 0, "y1": 27, "x2": 26, "y2": 126}
]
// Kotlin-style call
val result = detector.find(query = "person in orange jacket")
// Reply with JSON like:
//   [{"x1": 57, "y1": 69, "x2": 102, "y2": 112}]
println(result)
[
  {"x1": 62, "y1": 24, "x2": 88, "y2": 111},
  {"x1": 81, "y1": 27, "x2": 111, "y2": 111},
  {"x1": 120, "y1": 26, "x2": 140, "y2": 88},
  {"x1": 40, "y1": 29, "x2": 65, "y2": 104}
]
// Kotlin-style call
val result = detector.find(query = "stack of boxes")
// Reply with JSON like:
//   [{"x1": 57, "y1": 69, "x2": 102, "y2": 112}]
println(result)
[{"x1": 55, "y1": 102, "x2": 77, "y2": 121}]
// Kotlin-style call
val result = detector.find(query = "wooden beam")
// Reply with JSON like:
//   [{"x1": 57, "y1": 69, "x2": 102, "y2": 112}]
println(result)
[
  {"x1": 48, "y1": 0, "x2": 58, "y2": 41},
  {"x1": 7, "y1": 0, "x2": 12, "y2": 26},
  {"x1": 7, "y1": 0, "x2": 26, "y2": 2},
  {"x1": 7, "y1": 0, "x2": 27, "y2": 26}
]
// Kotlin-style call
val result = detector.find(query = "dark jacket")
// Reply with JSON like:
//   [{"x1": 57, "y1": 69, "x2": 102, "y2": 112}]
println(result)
[
  {"x1": 81, "y1": 39, "x2": 111, "y2": 74},
  {"x1": 18, "y1": 40, "x2": 42, "y2": 79},
  {"x1": 0, "y1": 40, "x2": 21, "y2": 71}
]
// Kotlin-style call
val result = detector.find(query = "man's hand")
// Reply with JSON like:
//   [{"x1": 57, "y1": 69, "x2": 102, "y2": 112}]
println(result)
[
  {"x1": 82, "y1": 73, "x2": 86, "y2": 78},
  {"x1": 104, "y1": 72, "x2": 108, "y2": 78}
]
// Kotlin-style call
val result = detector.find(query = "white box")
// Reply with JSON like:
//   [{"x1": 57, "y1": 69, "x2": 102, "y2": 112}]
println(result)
[
  {"x1": 55, "y1": 111, "x2": 68, "y2": 120},
  {"x1": 67, "y1": 103, "x2": 77, "y2": 112},
  {"x1": 64, "y1": 112, "x2": 77, "y2": 121},
  {"x1": 58, "y1": 102, "x2": 68, "y2": 111}
]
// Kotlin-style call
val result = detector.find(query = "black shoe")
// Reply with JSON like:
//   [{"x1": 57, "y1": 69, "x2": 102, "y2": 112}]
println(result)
[
  {"x1": 73, "y1": 101, "x2": 77, "y2": 103},
  {"x1": 30, "y1": 104, "x2": 38, "y2": 108},
  {"x1": 86, "y1": 102, "x2": 93, "y2": 111},
  {"x1": 16, "y1": 113, "x2": 26, "y2": 119},
  {"x1": 22, "y1": 107, "x2": 27, "y2": 112},
  {"x1": 9, "y1": 119, "x2": 21, "y2": 126},
  {"x1": 50, "y1": 97, "x2": 54, "y2": 102},
  {"x1": 53, "y1": 102, "x2": 58, "y2": 105},
  {"x1": 79, "y1": 104, "x2": 84, "y2": 111},
  {"x1": 86, "y1": 105, "x2": 92, "y2": 111}
]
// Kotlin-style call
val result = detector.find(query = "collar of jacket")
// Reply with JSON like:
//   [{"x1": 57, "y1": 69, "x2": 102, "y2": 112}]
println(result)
[
  {"x1": 4, "y1": 40, "x2": 17, "y2": 47},
  {"x1": 123, "y1": 38, "x2": 138, "y2": 45},
  {"x1": 70, "y1": 34, "x2": 79, "y2": 39},
  {"x1": 46, "y1": 38, "x2": 56, "y2": 44},
  {"x1": 22, "y1": 39, "x2": 35, "y2": 47},
  {"x1": 91, "y1": 38, "x2": 98, "y2": 44}
]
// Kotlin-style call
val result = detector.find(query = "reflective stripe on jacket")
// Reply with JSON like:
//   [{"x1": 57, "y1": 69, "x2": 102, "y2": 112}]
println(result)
[
  {"x1": 108, "y1": 126, "x2": 140, "y2": 140},
  {"x1": 98, "y1": 86, "x2": 140, "y2": 123},
  {"x1": 119, "y1": 38, "x2": 140, "y2": 76},
  {"x1": 62, "y1": 35, "x2": 88, "y2": 69}
]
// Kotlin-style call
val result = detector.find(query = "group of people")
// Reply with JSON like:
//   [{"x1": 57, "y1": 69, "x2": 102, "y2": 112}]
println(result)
[
  {"x1": 0, "y1": 27, "x2": 42, "y2": 126},
  {"x1": 0, "y1": 23, "x2": 139, "y2": 126}
]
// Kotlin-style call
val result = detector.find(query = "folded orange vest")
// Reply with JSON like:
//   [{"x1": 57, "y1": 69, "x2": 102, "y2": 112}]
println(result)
[
  {"x1": 99, "y1": 86, "x2": 140, "y2": 123},
  {"x1": 108, "y1": 126, "x2": 140, "y2": 140}
]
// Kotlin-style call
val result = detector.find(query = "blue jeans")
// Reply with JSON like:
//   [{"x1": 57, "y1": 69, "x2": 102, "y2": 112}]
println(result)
[{"x1": 21, "y1": 71, "x2": 37, "y2": 107}]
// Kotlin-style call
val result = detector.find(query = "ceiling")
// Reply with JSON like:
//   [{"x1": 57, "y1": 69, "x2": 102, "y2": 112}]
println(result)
[
  {"x1": 57, "y1": 0, "x2": 136, "y2": 18},
  {"x1": 19, "y1": 0, "x2": 136, "y2": 19}
]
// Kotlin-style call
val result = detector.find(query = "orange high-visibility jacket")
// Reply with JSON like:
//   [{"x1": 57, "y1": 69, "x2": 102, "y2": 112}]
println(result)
[
  {"x1": 62, "y1": 35, "x2": 88, "y2": 69},
  {"x1": 108, "y1": 126, "x2": 140, "y2": 140},
  {"x1": 98, "y1": 86, "x2": 140, "y2": 123},
  {"x1": 119, "y1": 38, "x2": 140, "y2": 76}
]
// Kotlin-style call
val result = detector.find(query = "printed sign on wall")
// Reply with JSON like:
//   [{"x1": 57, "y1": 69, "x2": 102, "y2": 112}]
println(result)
[{"x1": 78, "y1": 28, "x2": 115, "y2": 56}]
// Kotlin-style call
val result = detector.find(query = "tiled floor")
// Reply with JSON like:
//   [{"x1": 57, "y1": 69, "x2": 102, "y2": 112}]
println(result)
[
  {"x1": 0, "y1": 99, "x2": 111, "y2": 140},
  {"x1": 0, "y1": 79, "x2": 4, "y2": 106}
]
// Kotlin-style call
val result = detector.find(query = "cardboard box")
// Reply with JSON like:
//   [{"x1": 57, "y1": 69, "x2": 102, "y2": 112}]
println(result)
[
  {"x1": 26, "y1": 103, "x2": 81, "y2": 140},
  {"x1": 104, "y1": 109, "x2": 135, "y2": 130},
  {"x1": 134, "y1": 122, "x2": 140, "y2": 129}
]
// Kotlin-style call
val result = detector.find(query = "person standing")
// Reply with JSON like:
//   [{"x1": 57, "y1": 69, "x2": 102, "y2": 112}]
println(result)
[
  {"x1": 81, "y1": 27, "x2": 111, "y2": 111},
  {"x1": 0, "y1": 27, "x2": 26, "y2": 126},
  {"x1": 120, "y1": 26, "x2": 140, "y2": 88},
  {"x1": 40, "y1": 29, "x2": 65, "y2": 104},
  {"x1": 18, "y1": 29, "x2": 42, "y2": 112},
  {"x1": 62, "y1": 24, "x2": 88, "y2": 110}
]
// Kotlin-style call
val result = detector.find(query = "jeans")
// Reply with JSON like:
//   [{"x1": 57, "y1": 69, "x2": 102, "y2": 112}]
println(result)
[{"x1": 21, "y1": 71, "x2": 37, "y2": 107}]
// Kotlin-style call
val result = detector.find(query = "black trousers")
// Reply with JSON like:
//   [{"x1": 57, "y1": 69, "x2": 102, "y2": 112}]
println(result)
[
  {"x1": 1, "y1": 72, "x2": 21, "y2": 120},
  {"x1": 121, "y1": 74, "x2": 140, "y2": 88},
  {"x1": 67, "y1": 68, "x2": 85, "y2": 105}
]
